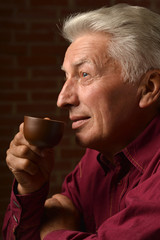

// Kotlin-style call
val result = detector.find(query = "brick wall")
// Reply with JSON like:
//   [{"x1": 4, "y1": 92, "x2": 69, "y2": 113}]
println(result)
[{"x1": 0, "y1": 0, "x2": 160, "y2": 236}]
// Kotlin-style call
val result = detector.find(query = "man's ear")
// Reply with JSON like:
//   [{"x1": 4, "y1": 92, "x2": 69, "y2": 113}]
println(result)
[{"x1": 139, "y1": 69, "x2": 160, "y2": 108}]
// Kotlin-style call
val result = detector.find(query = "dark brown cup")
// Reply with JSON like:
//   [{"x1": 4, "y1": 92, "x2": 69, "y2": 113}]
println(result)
[{"x1": 24, "y1": 116, "x2": 64, "y2": 148}]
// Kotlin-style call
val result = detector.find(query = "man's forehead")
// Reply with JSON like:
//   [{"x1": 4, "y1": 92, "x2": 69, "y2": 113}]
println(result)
[
  {"x1": 61, "y1": 57, "x2": 94, "y2": 71},
  {"x1": 65, "y1": 33, "x2": 108, "y2": 56},
  {"x1": 62, "y1": 33, "x2": 112, "y2": 71}
]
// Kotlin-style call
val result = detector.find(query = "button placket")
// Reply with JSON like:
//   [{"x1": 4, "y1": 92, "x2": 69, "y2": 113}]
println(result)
[
  {"x1": 118, "y1": 173, "x2": 130, "y2": 211},
  {"x1": 12, "y1": 198, "x2": 21, "y2": 227}
]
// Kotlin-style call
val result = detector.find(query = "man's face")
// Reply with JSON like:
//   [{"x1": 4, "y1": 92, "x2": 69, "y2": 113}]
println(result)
[{"x1": 57, "y1": 33, "x2": 141, "y2": 156}]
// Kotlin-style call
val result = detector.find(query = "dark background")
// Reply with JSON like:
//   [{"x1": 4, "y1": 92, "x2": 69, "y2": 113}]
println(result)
[{"x1": 0, "y1": 0, "x2": 159, "y2": 237}]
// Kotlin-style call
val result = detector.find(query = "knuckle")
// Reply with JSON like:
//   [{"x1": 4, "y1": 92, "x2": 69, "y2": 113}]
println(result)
[
  {"x1": 9, "y1": 139, "x2": 14, "y2": 148},
  {"x1": 6, "y1": 149, "x2": 13, "y2": 164},
  {"x1": 6, "y1": 153, "x2": 14, "y2": 172},
  {"x1": 9, "y1": 139, "x2": 16, "y2": 152},
  {"x1": 6, "y1": 150, "x2": 11, "y2": 165},
  {"x1": 22, "y1": 159, "x2": 30, "y2": 170},
  {"x1": 19, "y1": 145, "x2": 29, "y2": 157}
]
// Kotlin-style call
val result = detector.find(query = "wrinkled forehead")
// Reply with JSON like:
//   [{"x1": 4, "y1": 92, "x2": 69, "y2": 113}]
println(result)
[{"x1": 62, "y1": 33, "x2": 111, "y2": 71}]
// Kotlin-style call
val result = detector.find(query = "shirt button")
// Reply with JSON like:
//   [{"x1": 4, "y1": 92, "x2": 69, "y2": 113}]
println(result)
[
  {"x1": 13, "y1": 200, "x2": 20, "y2": 208},
  {"x1": 118, "y1": 180, "x2": 123, "y2": 185},
  {"x1": 13, "y1": 214, "x2": 18, "y2": 223}
]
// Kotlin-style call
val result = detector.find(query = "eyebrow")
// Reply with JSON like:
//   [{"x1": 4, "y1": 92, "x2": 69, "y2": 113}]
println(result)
[{"x1": 61, "y1": 58, "x2": 93, "y2": 71}]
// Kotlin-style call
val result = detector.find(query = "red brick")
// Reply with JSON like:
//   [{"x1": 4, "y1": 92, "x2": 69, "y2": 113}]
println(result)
[
  {"x1": 16, "y1": 8, "x2": 57, "y2": 19},
  {"x1": 17, "y1": 56, "x2": 56, "y2": 66},
  {"x1": 32, "y1": 68, "x2": 62, "y2": 78},
  {"x1": 0, "y1": 21, "x2": 26, "y2": 30},
  {"x1": 13, "y1": 0, "x2": 27, "y2": 4},
  {"x1": 0, "y1": 56, "x2": 14, "y2": 66},
  {"x1": 55, "y1": 160, "x2": 72, "y2": 171},
  {"x1": 0, "y1": 173, "x2": 13, "y2": 183},
  {"x1": 0, "y1": 116, "x2": 22, "y2": 126},
  {"x1": 154, "y1": 0, "x2": 160, "y2": 10},
  {"x1": 114, "y1": 0, "x2": 151, "y2": 8},
  {"x1": 0, "y1": 144, "x2": 10, "y2": 154},
  {"x1": 56, "y1": 33, "x2": 68, "y2": 45},
  {"x1": 0, "y1": 126, "x2": 14, "y2": 136},
  {"x1": 0, "y1": 68, "x2": 27, "y2": 78},
  {"x1": 0, "y1": 199, "x2": 11, "y2": 212},
  {"x1": 60, "y1": 136, "x2": 72, "y2": 145},
  {"x1": 0, "y1": 44, "x2": 27, "y2": 55},
  {"x1": 50, "y1": 174, "x2": 57, "y2": 183},
  {"x1": 138, "y1": 0, "x2": 151, "y2": 7},
  {"x1": 0, "y1": 139, "x2": 11, "y2": 149},
  {"x1": 75, "y1": 0, "x2": 110, "y2": 7},
  {"x1": 15, "y1": 32, "x2": 55, "y2": 43},
  {"x1": 114, "y1": 0, "x2": 137, "y2": 4},
  {"x1": 31, "y1": 22, "x2": 56, "y2": 31},
  {"x1": 31, "y1": 92, "x2": 58, "y2": 101},
  {"x1": 18, "y1": 79, "x2": 58, "y2": 89},
  {"x1": 0, "y1": 105, "x2": 12, "y2": 114},
  {"x1": 60, "y1": 9, "x2": 75, "y2": 17},
  {"x1": 0, "y1": 0, "x2": 25, "y2": 4},
  {"x1": 0, "y1": 92, "x2": 27, "y2": 102},
  {"x1": 30, "y1": 0, "x2": 68, "y2": 6},
  {"x1": 0, "y1": 0, "x2": 13, "y2": 4},
  {"x1": 0, "y1": 183, "x2": 12, "y2": 194},
  {"x1": 31, "y1": 45, "x2": 66, "y2": 56},
  {"x1": 0, "y1": 80, "x2": 14, "y2": 90},
  {"x1": 0, "y1": 31, "x2": 12, "y2": 42},
  {"x1": 16, "y1": 103, "x2": 57, "y2": 114},
  {"x1": 0, "y1": 149, "x2": 9, "y2": 162},
  {"x1": 0, "y1": 8, "x2": 13, "y2": 17},
  {"x1": 49, "y1": 184, "x2": 62, "y2": 196},
  {"x1": 0, "y1": 163, "x2": 12, "y2": 174}
]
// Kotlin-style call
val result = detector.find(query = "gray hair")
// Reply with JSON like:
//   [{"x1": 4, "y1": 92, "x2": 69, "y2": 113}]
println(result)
[{"x1": 62, "y1": 4, "x2": 160, "y2": 83}]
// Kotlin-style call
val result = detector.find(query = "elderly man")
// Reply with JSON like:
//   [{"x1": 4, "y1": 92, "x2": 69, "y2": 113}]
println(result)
[{"x1": 3, "y1": 3, "x2": 160, "y2": 240}]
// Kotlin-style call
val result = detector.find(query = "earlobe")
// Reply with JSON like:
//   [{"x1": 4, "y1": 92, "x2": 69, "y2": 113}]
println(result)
[{"x1": 139, "y1": 70, "x2": 160, "y2": 108}]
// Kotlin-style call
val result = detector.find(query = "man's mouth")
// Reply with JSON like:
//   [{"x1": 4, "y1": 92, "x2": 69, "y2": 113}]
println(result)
[{"x1": 70, "y1": 116, "x2": 90, "y2": 130}]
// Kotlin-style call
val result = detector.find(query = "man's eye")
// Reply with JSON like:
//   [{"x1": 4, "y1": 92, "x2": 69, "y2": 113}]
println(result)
[{"x1": 82, "y1": 72, "x2": 88, "y2": 77}]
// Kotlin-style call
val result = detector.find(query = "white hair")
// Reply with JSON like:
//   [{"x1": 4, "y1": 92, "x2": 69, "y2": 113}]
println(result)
[{"x1": 62, "y1": 4, "x2": 160, "y2": 83}]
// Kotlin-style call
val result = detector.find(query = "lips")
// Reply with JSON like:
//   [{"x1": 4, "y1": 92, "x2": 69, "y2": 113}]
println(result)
[{"x1": 70, "y1": 116, "x2": 90, "y2": 130}]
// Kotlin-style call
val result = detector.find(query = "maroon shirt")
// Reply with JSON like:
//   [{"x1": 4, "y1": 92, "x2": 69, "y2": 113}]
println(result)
[{"x1": 3, "y1": 113, "x2": 160, "y2": 239}]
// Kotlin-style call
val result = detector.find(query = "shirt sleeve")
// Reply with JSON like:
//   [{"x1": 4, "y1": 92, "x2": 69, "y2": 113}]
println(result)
[
  {"x1": 2, "y1": 179, "x2": 49, "y2": 240},
  {"x1": 43, "y1": 163, "x2": 160, "y2": 239}
]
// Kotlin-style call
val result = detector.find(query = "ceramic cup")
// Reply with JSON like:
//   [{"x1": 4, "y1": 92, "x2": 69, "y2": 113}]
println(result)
[{"x1": 24, "y1": 116, "x2": 64, "y2": 148}]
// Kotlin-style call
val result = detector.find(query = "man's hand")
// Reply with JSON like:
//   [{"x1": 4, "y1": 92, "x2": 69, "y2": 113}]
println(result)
[
  {"x1": 40, "y1": 194, "x2": 80, "y2": 240},
  {"x1": 6, "y1": 122, "x2": 54, "y2": 194}
]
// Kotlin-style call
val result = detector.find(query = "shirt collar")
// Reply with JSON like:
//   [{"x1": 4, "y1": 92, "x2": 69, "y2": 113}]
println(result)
[
  {"x1": 98, "y1": 113, "x2": 160, "y2": 174},
  {"x1": 122, "y1": 113, "x2": 160, "y2": 174}
]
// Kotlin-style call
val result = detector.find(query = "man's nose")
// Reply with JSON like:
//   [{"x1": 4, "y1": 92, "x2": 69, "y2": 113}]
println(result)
[{"x1": 57, "y1": 78, "x2": 79, "y2": 108}]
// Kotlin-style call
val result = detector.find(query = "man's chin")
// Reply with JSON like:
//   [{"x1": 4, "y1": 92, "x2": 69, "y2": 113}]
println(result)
[
  {"x1": 75, "y1": 133, "x2": 89, "y2": 148},
  {"x1": 75, "y1": 133, "x2": 97, "y2": 149},
  {"x1": 75, "y1": 135, "x2": 87, "y2": 147}
]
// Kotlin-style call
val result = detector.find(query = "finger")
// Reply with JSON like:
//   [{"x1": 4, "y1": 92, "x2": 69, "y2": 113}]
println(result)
[
  {"x1": 14, "y1": 131, "x2": 28, "y2": 146},
  {"x1": 19, "y1": 122, "x2": 24, "y2": 133},
  {"x1": 44, "y1": 117, "x2": 51, "y2": 120},
  {"x1": 12, "y1": 131, "x2": 43, "y2": 157},
  {"x1": 6, "y1": 150, "x2": 38, "y2": 176},
  {"x1": 9, "y1": 144, "x2": 42, "y2": 165}
]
